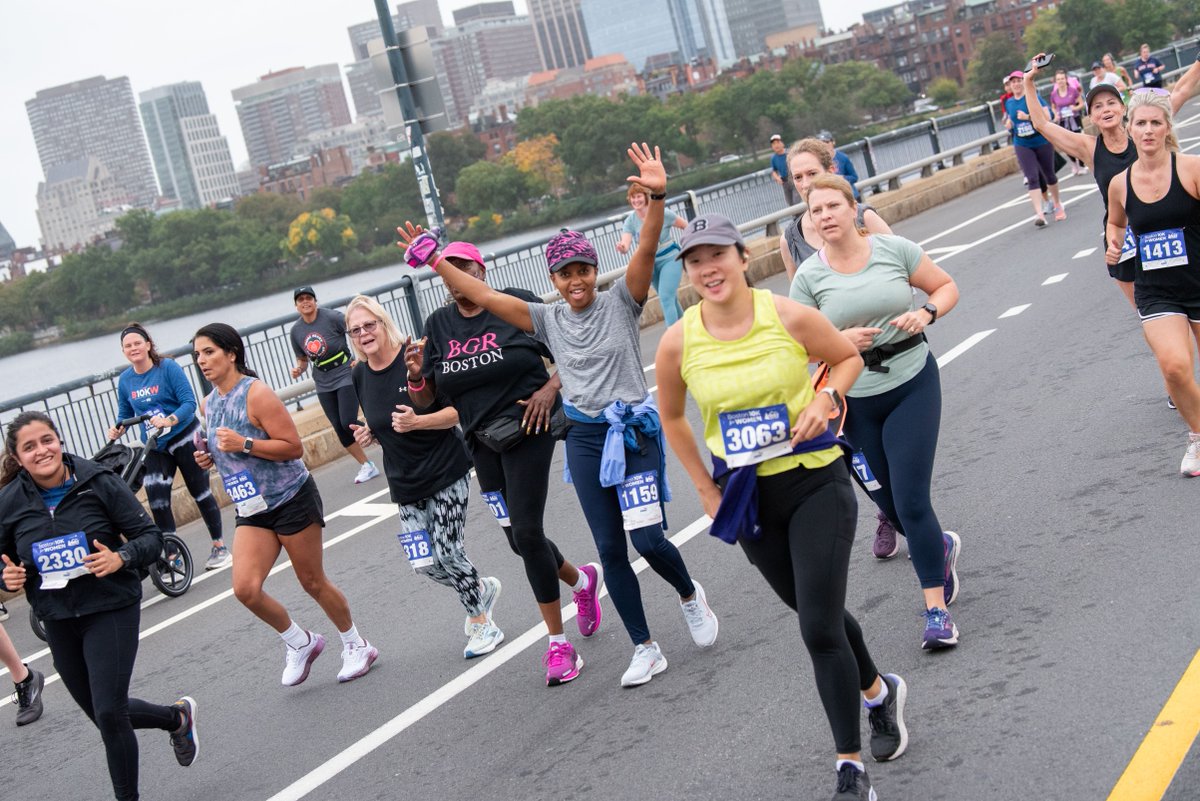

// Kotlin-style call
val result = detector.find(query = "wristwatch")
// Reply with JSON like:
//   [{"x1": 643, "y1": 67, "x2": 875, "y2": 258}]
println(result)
[
  {"x1": 242, "y1": 438, "x2": 254, "y2": 454},
  {"x1": 649, "y1": 191, "x2": 667, "y2": 200},
  {"x1": 921, "y1": 302, "x2": 938, "y2": 324},
  {"x1": 819, "y1": 386, "x2": 844, "y2": 415}
]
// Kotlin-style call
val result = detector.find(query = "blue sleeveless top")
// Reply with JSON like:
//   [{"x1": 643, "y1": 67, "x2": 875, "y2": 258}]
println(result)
[{"x1": 204, "y1": 376, "x2": 309, "y2": 511}]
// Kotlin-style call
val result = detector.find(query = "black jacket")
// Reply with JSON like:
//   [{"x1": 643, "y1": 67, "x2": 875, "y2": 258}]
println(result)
[{"x1": 0, "y1": 454, "x2": 163, "y2": 621}]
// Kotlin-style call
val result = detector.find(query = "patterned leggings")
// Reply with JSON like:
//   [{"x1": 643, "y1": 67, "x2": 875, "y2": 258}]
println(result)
[
  {"x1": 397, "y1": 474, "x2": 484, "y2": 616},
  {"x1": 143, "y1": 422, "x2": 224, "y2": 541}
]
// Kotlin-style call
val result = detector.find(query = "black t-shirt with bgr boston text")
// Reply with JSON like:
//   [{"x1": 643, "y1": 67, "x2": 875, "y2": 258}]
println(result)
[
  {"x1": 352, "y1": 347, "x2": 471, "y2": 505},
  {"x1": 421, "y1": 288, "x2": 558, "y2": 438}
]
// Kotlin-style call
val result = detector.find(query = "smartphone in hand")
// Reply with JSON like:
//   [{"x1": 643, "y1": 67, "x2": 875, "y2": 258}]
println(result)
[{"x1": 1028, "y1": 53, "x2": 1054, "y2": 70}]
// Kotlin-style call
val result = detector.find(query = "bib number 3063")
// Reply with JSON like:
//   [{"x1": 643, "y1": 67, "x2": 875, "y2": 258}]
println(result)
[
  {"x1": 397, "y1": 529, "x2": 434, "y2": 569},
  {"x1": 223, "y1": 470, "x2": 267, "y2": 516},
  {"x1": 718, "y1": 404, "x2": 791, "y2": 468},
  {"x1": 617, "y1": 471, "x2": 663, "y2": 531},
  {"x1": 32, "y1": 531, "x2": 90, "y2": 590},
  {"x1": 481, "y1": 491, "x2": 510, "y2": 527}
]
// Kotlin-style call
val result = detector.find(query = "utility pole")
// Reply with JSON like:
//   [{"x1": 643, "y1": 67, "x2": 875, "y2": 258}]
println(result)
[{"x1": 373, "y1": 0, "x2": 445, "y2": 229}]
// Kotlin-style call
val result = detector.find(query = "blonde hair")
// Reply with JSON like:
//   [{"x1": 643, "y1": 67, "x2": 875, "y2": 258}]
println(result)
[
  {"x1": 1127, "y1": 91, "x2": 1180, "y2": 152},
  {"x1": 786, "y1": 138, "x2": 834, "y2": 173},
  {"x1": 345, "y1": 294, "x2": 406, "y2": 361},
  {"x1": 806, "y1": 174, "x2": 857, "y2": 207}
]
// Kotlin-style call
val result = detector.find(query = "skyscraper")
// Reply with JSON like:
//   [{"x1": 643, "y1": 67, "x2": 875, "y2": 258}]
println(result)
[
  {"x1": 529, "y1": 0, "x2": 592, "y2": 70},
  {"x1": 139, "y1": 82, "x2": 239, "y2": 209},
  {"x1": 432, "y1": 7, "x2": 542, "y2": 126},
  {"x1": 232, "y1": 65, "x2": 353, "y2": 169},
  {"x1": 25, "y1": 75, "x2": 159, "y2": 208},
  {"x1": 396, "y1": 0, "x2": 444, "y2": 38},
  {"x1": 723, "y1": 0, "x2": 824, "y2": 57},
  {"x1": 582, "y1": 0, "x2": 715, "y2": 71}
]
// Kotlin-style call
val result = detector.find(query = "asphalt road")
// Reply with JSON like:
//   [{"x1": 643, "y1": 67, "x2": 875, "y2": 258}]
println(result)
[{"x1": 4, "y1": 122, "x2": 1200, "y2": 801}]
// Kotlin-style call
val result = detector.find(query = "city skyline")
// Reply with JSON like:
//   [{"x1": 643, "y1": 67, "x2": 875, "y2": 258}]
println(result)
[{"x1": 0, "y1": 0, "x2": 891, "y2": 248}]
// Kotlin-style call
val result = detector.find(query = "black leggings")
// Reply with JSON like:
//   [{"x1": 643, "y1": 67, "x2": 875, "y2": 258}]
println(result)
[
  {"x1": 44, "y1": 603, "x2": 178, "y2": 801},
  {"x1": 317, "y1": 385, "x2": 362, "y2": 449},
  {"x1": 739, "y1": 458, "x2": 880, "y2": 755},
  {"x1": 468, "y1": 428, "x2": 565, "y2": 603},
  {"x1": 143, "y1": 422, "x2": 223, "y2": 541}
]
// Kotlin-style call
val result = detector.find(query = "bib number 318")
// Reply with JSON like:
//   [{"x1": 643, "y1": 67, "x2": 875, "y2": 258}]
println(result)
[
  {"x1": 397, "y1": 529, "x2": 434, "y2": 569},
  {"x1": 617, "y1": 471, "x2": 663, "y2": 531}
]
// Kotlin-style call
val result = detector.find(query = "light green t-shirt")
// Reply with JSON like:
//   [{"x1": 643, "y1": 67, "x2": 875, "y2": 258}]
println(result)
[{"x1": 789, "y1": 234, "x2": 928, "y2": 397}]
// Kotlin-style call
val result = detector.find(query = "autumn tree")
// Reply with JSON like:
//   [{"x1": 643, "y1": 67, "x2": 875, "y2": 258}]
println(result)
[
  {"x1": 282, "y1": 208, "x2": 358, "y2": 261},
  {"x1": 503, "y1": 134, "x2": 567, "y2": 197}
]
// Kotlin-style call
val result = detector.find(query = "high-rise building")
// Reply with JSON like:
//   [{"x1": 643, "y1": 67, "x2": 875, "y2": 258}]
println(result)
[
  {"x1": 529, "y1": 0, "x2": 592, "y2": 70},
  {"x1": 348, "y1": 14, "x2": 403, "y2": 61},
  {"x1": 453, "y1": 1, "x2": 514, "y2": 24},
  {"x1": 25, "y1": 75, "x2": 159, "y2": 209},
  {"x1": 723, "y1": 0, "x2": 824, "y2": 57},
  {"x1": 692, "y1": 0, "x2": 737, "y2": 66},
  {"x1": 432, "y1": 8, "x2": 542, "y2": 126},
  {"x1": 0, "y1": 221, "x2": 15, "y2": 259},
  {"x1": 232, "y1": 65, "x2": 353, "y2": 169},
  {"x1": 582, "y1": 0, "x2": 715, "y2": 72},
  {"x1": 396, "y1": 0, "x2": 444, "y2": 38},
  {"x1": 139, "y1": 82, "x2": 239, "y2": 209},
  {"x1": 36, "y1": 157, "x2": 127, "y2": 251}
]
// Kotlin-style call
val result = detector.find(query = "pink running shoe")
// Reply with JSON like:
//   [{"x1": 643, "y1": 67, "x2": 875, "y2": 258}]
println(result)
[
  {"x1": 543, "y1": 641, "x2": 583, "y2": 686},
  {"x1": 573, "y1": 562, "x2": 603, "y2": 637}
]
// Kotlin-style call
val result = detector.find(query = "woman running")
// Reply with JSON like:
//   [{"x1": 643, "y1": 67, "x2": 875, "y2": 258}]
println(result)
[
  {"x1": 658, "y1": 212, "x2": 908, "y2": 800},
  {"x1": 344, "y1": 296, "x2": 505, "y2": 660},
  {"x1": 394, "y1": 239, "x2": 602, "y2": 683},
  {"x1": 1049, "y1": 69, "x2": 1086, "y2": 175},
  {"x1": 779, "y1": 138, "x2": 901, "y2": 560},
  {"x1": 192, "y1": 323, "x2": 378, "y2": 685},
  {"x1": 108, "y1": 323, "x2": 229, "y2": 570},
  {"x1": 615, "y1": 183, "x2": 689, "y2": 325},
  {"x1": 401, "y1": 143, "x2": 718, "y2": 688},
  {"x1": 1105, "y1": 90, "x2": 1200, "y2": 476},
  {"x1": 1004, "y1": 70, "x2": 1065, "y2": 226},
  {"x1": 0, "y1": 411, "x2": 197, "y2": 801},
  {"x1": 790, "y1": 175, "x2": 962, "y2": 651}
]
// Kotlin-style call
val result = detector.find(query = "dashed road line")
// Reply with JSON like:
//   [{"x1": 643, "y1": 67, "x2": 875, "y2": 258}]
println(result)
[
  {"x1": 937, "y1": 330, "x2": 996, "y2": 368},
  {"x1": 1043, "y1": 273, "x2": 1069, "y2": 285},
  {"x1": 1073, "y1": 248, "x2": 1097, "y2": 259},
  {"x1": 999, "y1": 304, "x2": 1031, "y2": 319}
]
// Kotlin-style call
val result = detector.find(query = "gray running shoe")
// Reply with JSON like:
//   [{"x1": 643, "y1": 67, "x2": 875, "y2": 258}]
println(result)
[
  {"x1": 169, "y1": 696, "x2": 198, "y2": 767},
  {"x1": 465, "y1": 576, "x2": 502, "y2": 635},
  {"x1": 464, "y1": 621, "x2": 504, "y2": 658},
  {"x1": 205, "y1": 544, "x2": 232, "y2": 571},
  {"x1": 1183, "y1": 433, "x2": 1200, "y2": 477},
  {"x1": 832, "y1": 763, "x2": 877, "y2": 800},
  {"x1": 14, "y1": 667, "x2": 44, "y2": 726}
]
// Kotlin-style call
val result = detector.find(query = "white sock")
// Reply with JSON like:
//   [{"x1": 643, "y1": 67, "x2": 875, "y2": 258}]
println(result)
[
  {"x1": 548, "y1": 633, "x2": 567, "y2": 645},
  {"x1": 570, "y1": 569, "x2": 588, "y2": 592},
  {"x1": 281, "y1": 621, "x2": 310, "y2": 650},
  {"x1": 836, "y1": 759, "x2": 865, "y2": 773},
  {"x1": 339, "y1": 624, "x2": 363, "y2": 647},
  {"x1": 863, "y1": 679, "x2": 889, "y2": 708}
]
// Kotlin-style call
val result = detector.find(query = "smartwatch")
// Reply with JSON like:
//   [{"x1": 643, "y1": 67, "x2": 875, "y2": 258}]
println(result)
[
  {"x1": 649, "y1": 191, "x2": 667, "y2": 200},
  {"x1": 921, "y1": 302, "x2": 938, "y2": 324},
  {"x1": 242, "y1": 438, "x2": 254, "y2": 454},
  {"x1": 819, "y1": 386, "x2": 844, "y2": 415}
]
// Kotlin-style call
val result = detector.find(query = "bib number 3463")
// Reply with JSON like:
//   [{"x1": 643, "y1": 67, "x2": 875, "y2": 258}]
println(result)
[
  {"x1": 223, "y1": 470, "x2": 267, "y2": 516},
  {"x1": 617, "y1": 471, "x2": 663, "y2": 531}
]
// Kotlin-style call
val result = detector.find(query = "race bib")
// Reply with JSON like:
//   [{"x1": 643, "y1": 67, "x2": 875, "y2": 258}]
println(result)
[
  {"x1": 32, "y1": 531, "x2": 90, "y2": 590},
  {"x1": 850, "y1": 452, "x2": 882, "y2": 491},
  {"x1": 223, "y1": 470, "x2": 267, "y2": 516},
  {"x1": 143, "y1": 407, "x2": 164, "y2": 434},
  {"x1": 397, "y1": 529, "x2": 434, "y2": 569},
  {"x1": 480, "y1": 491, "x2": 510, "y2": 527},
  {"x1": 1016, "y1": 121, "x2": 1035, "y2": 138},
  {"x1": 718, "y1": 404, "x2": 791, "y2": 468},
  {"x1": 1143, "y1": 71, "x2": 1155, "y2": 85},
  {"x1": 617, "y1": 471, "x2": 663, "y2": 531},
  {"x1": 1139, "y1": 229, "x2": 1187, "y2": 271},
  {"x1": 1119, "y1": 226, "x2": 1137, "y2": 263}
]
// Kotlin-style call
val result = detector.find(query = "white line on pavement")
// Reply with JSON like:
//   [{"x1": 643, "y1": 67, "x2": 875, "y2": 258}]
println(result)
[
  {"x1": 1073, "y1": 248, "x2": 1097, "y2": 259},
  {"x1": 1043, "y1": 273, "x2": 1068, "y2": 285},
  {"x1": 999, "y1": 304, "x2": 1031, "y2": 319},
  {"x1": 937, "y1": 330, "x2": 996, "y2": 368},
  {"x1": 937, "y1": 190, "x2": 1096, "y2": 262},
  {"x1": 924, "y1": 246, "x2": 962, "y2": 256}
]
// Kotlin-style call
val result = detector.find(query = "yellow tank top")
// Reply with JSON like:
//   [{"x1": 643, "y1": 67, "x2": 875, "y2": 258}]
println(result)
[{"x1": 680, "y1": 288, "x2": 842, "y2": 477}]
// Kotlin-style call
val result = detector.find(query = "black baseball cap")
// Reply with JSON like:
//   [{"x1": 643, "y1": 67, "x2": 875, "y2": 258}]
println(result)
[
  {"x1": 293, "y1": 286, "x2": 316, "y2": 301},
  {"x1": 1086, "y1": 82, "x2": 1124, "y2": 110},
  {"x1": 678, "y1": 213, "x2": 746, "y2": 259}
]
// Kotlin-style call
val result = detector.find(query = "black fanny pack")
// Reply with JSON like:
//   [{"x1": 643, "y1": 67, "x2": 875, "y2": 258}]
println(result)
[
  {"x1": 862, "y1": 332, "x2": 926, "y2": 373},
  {"x1": 313, "y1": 350, "x2": 349, "y2": 372},
  {"x1": 474, "y1": 406, "x2": 571, "y2": 452}
]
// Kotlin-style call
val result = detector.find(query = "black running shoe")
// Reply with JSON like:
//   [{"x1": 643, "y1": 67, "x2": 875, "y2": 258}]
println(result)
[
  {"x1": 831, "y1": 763, "x2": 877, "y2": 800},
  {"x1": 169, "y1": 696, "x2": 198, "y2": 767},
  {"x1": 868, "y1": 673, "x2": 908, "y2": 761},
  {"x1": 14, "y1": 667, "x2": 43, "y2": 726},
  {"x1": 0, "y1": 601, "x2": 9, "y2": 622},
  {"x1": 1168, "y1": 396, "x2": 1177, "y2": 410}
]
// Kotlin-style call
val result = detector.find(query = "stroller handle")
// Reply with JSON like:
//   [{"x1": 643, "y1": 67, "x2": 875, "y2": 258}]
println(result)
[{"x1": 116, "y1": 412, "x2": 154, "y2": 429}]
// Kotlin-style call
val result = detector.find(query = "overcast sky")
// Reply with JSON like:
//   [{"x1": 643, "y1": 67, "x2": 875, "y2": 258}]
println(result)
[{"x1": 0, "y1": 0, "x2": 890, "y2": 247}]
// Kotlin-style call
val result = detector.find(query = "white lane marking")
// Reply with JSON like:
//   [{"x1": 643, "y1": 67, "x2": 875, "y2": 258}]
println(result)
[
  {"x1": 1073, "y1": 248, "x2": 1097, "y2": 259},
  {"x1": 1058, "y1": 184, "x2": 1097, "y2": 193},
  {"x1": 1043, "y1": 273, "x2": 1068, "y2": 285},
  {"x1": 999, "y1": 304, "x2": 1031, "y2": 319},
  {"x1": 643, "y1": 363, "x2": 655, "y2": 373},
  {"x1": 924, "y1": 246, "x2": 963, "y2": 256},
  {"x1": 336, "y1": 503, "x2": 400, "y2": 518},
  {"x1": 937, "y1": 190, "x2": 1096, "y2": 262},
  {"x1": 326, "y1": 487, "x2": 391, "y2": 520},
  {"x1": 937, "y1": 330, "x2": 996, "y2": 368},
  {"x1": 263, "y1": 514, "x2": 715, "y2": 801}
]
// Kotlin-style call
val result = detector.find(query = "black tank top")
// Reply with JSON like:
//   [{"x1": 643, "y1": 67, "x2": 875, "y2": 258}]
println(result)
[
  {"x1": 784, "y1": 204, "x2": 874, "y2": 267},
  {"x1": 1092, "y1": 135, "x2": 1136, "y2": 230},
  {"x1": 1124, "y1": 153, "x2": 1200, "y2": 296}
]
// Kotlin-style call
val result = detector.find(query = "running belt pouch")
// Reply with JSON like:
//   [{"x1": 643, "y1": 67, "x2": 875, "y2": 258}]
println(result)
[
  {"x1": 474, "y1": 415, "x2": 524, "y2": 452},
  {"x1": 313, "y1": 351, "x2": 349, "y2": 372},
  {"x1": 548, "y1": 406, "x2": 571, "y2": 440}
]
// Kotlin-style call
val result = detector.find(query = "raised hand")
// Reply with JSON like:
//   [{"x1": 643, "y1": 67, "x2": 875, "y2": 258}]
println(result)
[
  {"x1": 403, "y1": 336, "x2": 426, "y2": 378},
  {"x1": 1, "y1": 554, "x2": 25, "y2": 592},
  {"x1": 626, "y1": 142, "x2": 666, "y2": 195},
  {"x1": 396, "y1": 221, "x2": 425, "y2": 248}
]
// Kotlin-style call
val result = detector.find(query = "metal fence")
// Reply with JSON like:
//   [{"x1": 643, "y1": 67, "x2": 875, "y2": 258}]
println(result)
[{"x1": 0, "y1": 100, "x2": 1009, "y2": 454}]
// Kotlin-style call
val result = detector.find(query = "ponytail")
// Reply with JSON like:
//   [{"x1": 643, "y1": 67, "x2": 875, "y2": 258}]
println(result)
[{"x1": 193, "y1": 322, "x2": 258, "y2": 379}]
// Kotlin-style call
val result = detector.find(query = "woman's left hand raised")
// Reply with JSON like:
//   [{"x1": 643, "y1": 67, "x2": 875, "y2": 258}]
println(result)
[
  {"x1": 626, "y1": 142, "x2": 666, "y2": 195},
  {"x1": 396, "y1": 221, "x2": 424, "y2": 247}
]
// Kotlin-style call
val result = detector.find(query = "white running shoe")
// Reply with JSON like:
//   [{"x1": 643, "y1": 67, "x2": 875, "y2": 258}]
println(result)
[
  {"x1": 1181, "y1": 433, "x2": 1200, "y2": 477},
  {"x1": 354, "y1": 461, "x2": 380, "y2": 484},
  {"x1": 465, "y1": 576, "x2": 502, "y2": 635},
  {"x1": 680, "y1": 580, "x2": 719, "y2": 647},
  {"x1": 464, "y1": 621, "x2": 504, "y2": 658},
  {"x1": 337, "y1": 640, "x2": 379, "y2": 682},
  {"x1": 281, "y1": 632, "x2": 325, "y2": 686},
  {"x1": 620, "y1": 642, "x2": 668, "y2": 687}
]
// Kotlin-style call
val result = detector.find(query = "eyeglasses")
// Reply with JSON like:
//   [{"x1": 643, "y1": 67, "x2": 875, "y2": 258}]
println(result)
[
  {"x1": 1132, "y1": 87, "x2": 1170, "y2": 97},
  {"x1": 347, "y1": 320, "x2": 380, "y2": 339}
]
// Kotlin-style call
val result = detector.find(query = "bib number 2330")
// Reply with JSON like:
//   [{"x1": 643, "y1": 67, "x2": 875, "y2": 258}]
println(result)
[
  {"x1": 32, "y1": 531, "x2": 90, "y2": 589},
  {"x1": 617, "y1": 471, "x2": 663, "y2": 531}
]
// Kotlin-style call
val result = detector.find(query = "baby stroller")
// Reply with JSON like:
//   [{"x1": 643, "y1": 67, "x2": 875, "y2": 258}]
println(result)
[{"x1": 29, "y1": 412, "x2": 194, "y2": 641}]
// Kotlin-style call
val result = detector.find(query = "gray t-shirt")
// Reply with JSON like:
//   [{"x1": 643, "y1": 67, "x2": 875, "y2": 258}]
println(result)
[
  {"x1": 789, "y1": 234, "x2": 928, "y2": 397},
  {"x1": 527, "y1": 281, "x2": 649, "y2": 417},
  {"x1": 290, "y1": 307, "x2": 353, "y2": 392}
]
